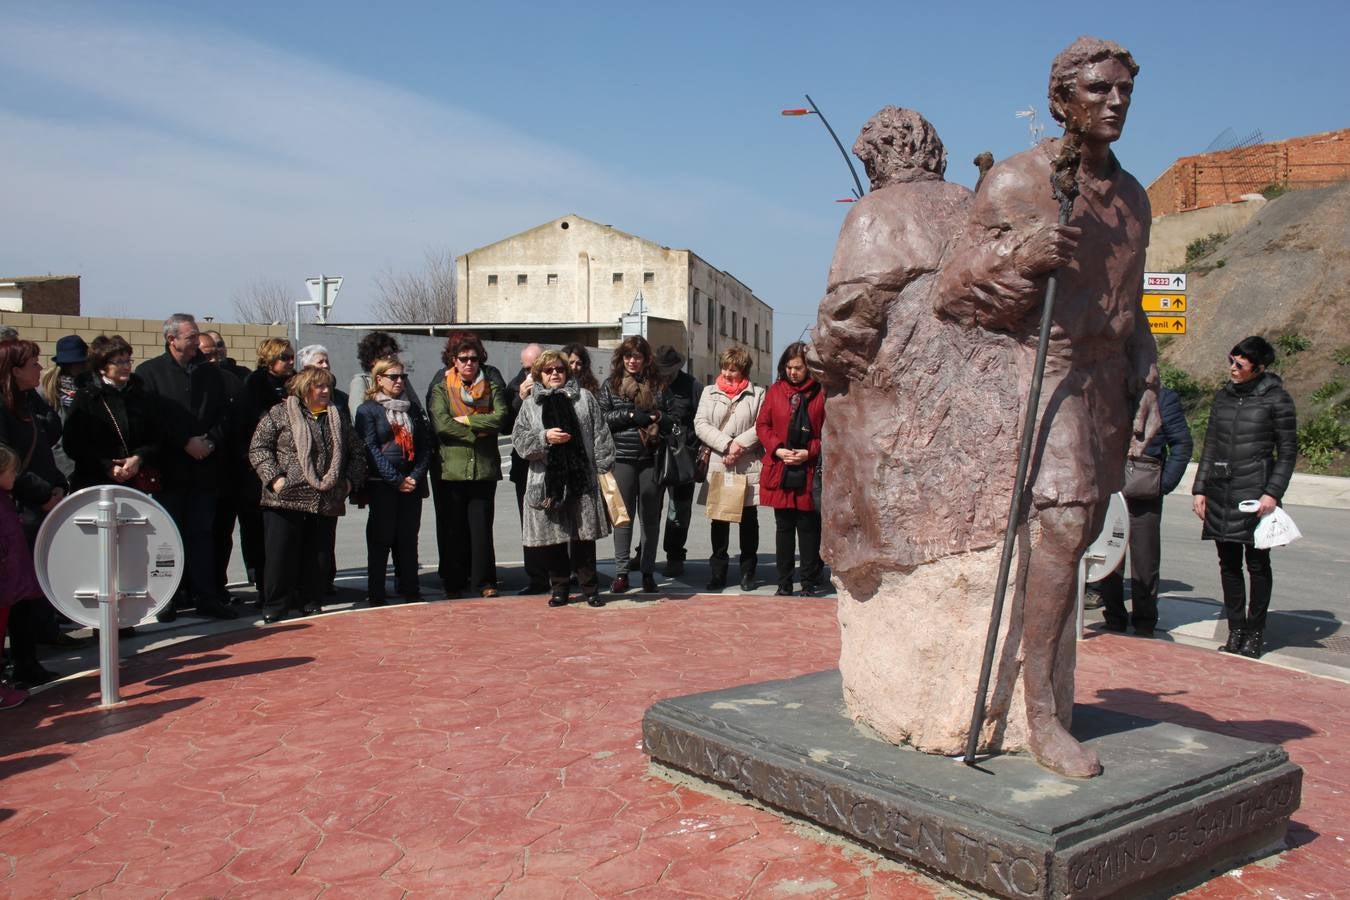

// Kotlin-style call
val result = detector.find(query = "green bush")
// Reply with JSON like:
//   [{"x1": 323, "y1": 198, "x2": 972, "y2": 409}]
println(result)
[
  {"x1": 1260, "y1": 183, "x2": 1289, "y2": 200},
  {"x1": 1184, "y1": 232, "x2": 1228, "y2": 268},
  {"x1": 1275, "y1": 332, "x2": 1312, "y2": 355},
  {"x1": 1333, "y1": 346, "x2": 1350, "y2": 366},
  {"x1": 1311, "y1": 380, "x2": 1345, "y2": 404},
  {"x1": 1160, "y1": 361, "x2": 1216, "y2": 407},
  {"x1": 1297, "y1": 410, "x2": 1350, "y2": 471}
]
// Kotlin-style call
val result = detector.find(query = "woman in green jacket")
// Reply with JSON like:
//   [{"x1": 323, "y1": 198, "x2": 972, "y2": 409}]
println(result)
[{"x1": 428, "y1": 331, "x2": 507, "y2": 597}]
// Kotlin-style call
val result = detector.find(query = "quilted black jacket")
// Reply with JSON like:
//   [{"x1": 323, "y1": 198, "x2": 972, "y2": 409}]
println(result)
[{"x1": 1192, "y1": 372, "x2": 1298, "y2": 543}]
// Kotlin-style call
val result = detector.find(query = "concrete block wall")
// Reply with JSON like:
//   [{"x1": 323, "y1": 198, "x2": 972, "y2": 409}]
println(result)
[{"x1": 0, "y1": 311, "x2": 288, "y2": 368}]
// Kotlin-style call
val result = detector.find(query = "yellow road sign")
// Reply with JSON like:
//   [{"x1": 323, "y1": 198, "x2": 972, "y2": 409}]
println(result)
[
  {"x1": 1142, "y1": 293, "x2": 1187, "y2": 313},
  {"x1": 1148, "y1": 315, "x2": 1187, "y2": 335}
]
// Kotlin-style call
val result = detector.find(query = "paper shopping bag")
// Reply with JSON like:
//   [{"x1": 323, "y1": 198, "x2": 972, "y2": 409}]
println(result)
[
  {"x1": 705, "y1": 471, "x2": 747, "y2": 523},
  {"x1": 598, "y1": 471, "x2": 631, "y2": 528}
]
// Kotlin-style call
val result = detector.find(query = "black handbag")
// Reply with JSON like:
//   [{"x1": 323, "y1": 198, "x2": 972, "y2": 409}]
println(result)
[
  {"x1": 656, "y1": 422, "x2": 698, "y2": 487},
  {"x1": 1122, "y1": 454, "x2": 1162, "y2": 499}
]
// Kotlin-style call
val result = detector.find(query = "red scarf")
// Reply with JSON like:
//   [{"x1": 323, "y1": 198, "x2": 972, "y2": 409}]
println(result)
[{"x1": 716, "y1": 373, "x2": 749, "y2": 399}]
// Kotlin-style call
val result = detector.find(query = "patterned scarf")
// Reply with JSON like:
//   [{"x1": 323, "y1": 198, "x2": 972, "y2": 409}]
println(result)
[
  {"x1": 377, "y1": 393, "x2": 415, "y2": 461},
  {"x1": 445, "y1": 369, "x2": 492, "y2": 418},
  {"x1": 284, "y1": 396, "x2": 343, "y2": 491}
]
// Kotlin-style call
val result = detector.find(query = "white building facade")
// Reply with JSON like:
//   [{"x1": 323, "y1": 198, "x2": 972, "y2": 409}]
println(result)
[{"x1": 454, "y1": 215, "x2": 774, "y2": 384}]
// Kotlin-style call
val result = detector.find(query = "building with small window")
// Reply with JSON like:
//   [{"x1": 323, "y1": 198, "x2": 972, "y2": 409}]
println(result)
[{"x1": 454, "y1": 214, "x2": 773, "y2": 384}]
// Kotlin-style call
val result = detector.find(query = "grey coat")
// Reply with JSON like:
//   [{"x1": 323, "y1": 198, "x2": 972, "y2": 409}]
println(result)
[{"x1": 511, "y1": 380, "x2": 616, "y2": 547}]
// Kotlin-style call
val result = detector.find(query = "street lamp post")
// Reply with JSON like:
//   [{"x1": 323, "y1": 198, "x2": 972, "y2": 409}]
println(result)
[{"x1": 782, "y1": 94, "x2": 867, "y2": 200}]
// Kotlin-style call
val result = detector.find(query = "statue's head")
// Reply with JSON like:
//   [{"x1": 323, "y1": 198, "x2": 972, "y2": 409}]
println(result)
[
  {"x1": 1048, "y1": 37, "x2": 1139, "y2": 142},
  {"x1": 853, "y1": 107, "x2": 946, "y2": 189}
]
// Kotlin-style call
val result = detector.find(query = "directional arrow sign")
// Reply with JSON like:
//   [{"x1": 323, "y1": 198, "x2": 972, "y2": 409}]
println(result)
[
  {"x1": 1147, "y1": 315, "x2": 1187, "y2": 335},
  {"x1": 1144, "y1": 272, "x2": 1186, "y2": 292},
  {"x1": 1142, "y1": 293, "x2": 1188, "y2": 313}
]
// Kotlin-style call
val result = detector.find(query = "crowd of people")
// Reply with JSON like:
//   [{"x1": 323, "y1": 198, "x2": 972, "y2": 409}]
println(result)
[
  {"x1": 0, "y1": 320, "x2": 1300, "y2": 709},
  {"x1": 0, "y1": 318, "x2": 832, "y2": 705}
]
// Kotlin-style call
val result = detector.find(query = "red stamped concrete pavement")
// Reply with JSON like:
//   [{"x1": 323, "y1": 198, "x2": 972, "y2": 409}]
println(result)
[{"x1": 1, "y1": 595, "x2": 1345, "y2": 898}]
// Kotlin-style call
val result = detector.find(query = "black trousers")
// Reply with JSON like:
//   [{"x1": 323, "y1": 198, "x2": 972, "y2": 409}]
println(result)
[
  {"x1": 366, "y1": 482, "x2": 424, "y2": 603},
  {"x1": 159, "y1": 488, "x2": 222, "y2": 606},
  {"x1": 212, "y1": 487, "x2": 238, "y2": 593},
  {"x1": 612, "y1": 459, "x2": 663, "y2": 576},
  {"x1": 662, "y1": 481, "x2": 696, "y2": 563},
  {"x1": 515, "y1": 478, "x2": 550, "y2": 588},
  {"x1": 1216, "y1": 540, "x2": 1273, "y2": 632},
  {"x1": 540, "y1": 539, "x2": 598, "y2": 595},
  {"x1": 710, "y1": 508, "x2": 760, "y2": 568},
  {"x1": 261, "y1": 509, "x2": 336, "y2": 615},
  {"x1": 1099, "y1": 495, "x2": 1163, "y2": 630},
  {"x1": 433, "y1": 478, "x2": 498, "y2": 591},
  {"x1": 773, "y1": 508, "x2": 822, "y2": 590},
  {"x1": 237, "y1": 504, "x2": 266, "y2": 593}
]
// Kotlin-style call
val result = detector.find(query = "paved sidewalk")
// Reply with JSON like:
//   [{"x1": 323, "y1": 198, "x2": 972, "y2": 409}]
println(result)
[{"x1": 2, "y1": 593, "x2": 1345, "y2": 897}]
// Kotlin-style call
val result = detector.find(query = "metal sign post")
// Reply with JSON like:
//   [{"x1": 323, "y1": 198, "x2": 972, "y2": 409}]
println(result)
[{"x1": 35, "y1": 485, "x2": 183, "y2": 709}]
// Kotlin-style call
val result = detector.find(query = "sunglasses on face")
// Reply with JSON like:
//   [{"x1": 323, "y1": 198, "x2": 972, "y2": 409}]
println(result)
[
  {"x1": 456, "y1": 355, "x2": 480, "y2": 364},
  {"x1": 382, "y1": 373, "x2": 409, "y2": 381},
  {"x1": 623, "y1": 352, "x2": 645, "y2": 361},
  {"x1": 540, "y1": 366, "x2": 566, "y2": 375},
  {"x1": 106, "y1": 357, "x2": 134, "y2": 368},
  {"x1": 279, "y1": 354, "x2": 295, "y2": 362},
  {"x1": 1227, "y1": 355, "x2": 1251, "y2": 371}
]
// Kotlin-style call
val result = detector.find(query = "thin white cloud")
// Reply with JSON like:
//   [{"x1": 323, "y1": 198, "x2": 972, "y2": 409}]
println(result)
[{"x1": 0, "y1": 11, "x2": 819, "y2": 324}]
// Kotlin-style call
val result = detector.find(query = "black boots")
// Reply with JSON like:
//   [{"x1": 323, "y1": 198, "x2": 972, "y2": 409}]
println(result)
[
  {"x1": 1240, "y1": 630, "x2": 1265, "y2": 659},
  {"x1": 740, "y1": 560, "x2": 757, "y2": 591},
  {"x1": 706, "y1": 557, "x2": 728, "y2": 592},
  {"x1": 1219, "y1": 629, "x2": 1244, "y2": 653}
]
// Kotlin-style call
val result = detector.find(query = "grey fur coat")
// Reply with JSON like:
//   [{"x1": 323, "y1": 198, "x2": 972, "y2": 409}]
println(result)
[{"x1": 511, "y1": 380, "x2": 616, "y2": 547}]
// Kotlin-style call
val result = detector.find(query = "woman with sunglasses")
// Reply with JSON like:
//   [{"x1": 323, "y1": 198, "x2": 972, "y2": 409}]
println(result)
[
  {"x1": 356, "y1": 358, "x2": 432, "y2": 606},
  {"x1": 597, "y1": 335, "x2": 673, "y2": 593},
  {"x1": 429, "y1": 331, "x2": 507, "y2": 598},
  {"x1": 1192, "y1": 335, "x2": 1298, "y2": 659},
  {"x1": 512, "y1": 349, "x2": 616, "y2": 607}
]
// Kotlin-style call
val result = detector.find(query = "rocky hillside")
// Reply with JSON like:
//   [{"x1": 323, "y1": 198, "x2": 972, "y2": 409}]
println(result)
[{"x1": 1158, "y1": 180, "x2": 1350, "y2": 472}]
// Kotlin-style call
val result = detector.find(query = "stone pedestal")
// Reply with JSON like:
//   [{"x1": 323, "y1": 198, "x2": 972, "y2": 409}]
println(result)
[
  {"x1": 644, "y1": 671, "x2": 1301, "y2": 900},
  {"x1": 837, "y1": 533, "x2": 1077, "y2": 755}
]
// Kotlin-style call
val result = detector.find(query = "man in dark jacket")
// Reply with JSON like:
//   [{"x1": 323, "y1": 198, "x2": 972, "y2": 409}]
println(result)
[
  {"x1": 505, "y1": 344, "x2": 549, "y2": 593},
  {"x1": 1094, "y1": 386, "x2": 1192, "y2": 636},
  {"x1": 136, "y1": 314, "x2": 237, "y2": 620},
  {"x1": 654, "y1": 345, "x2": 700, "y2": 576}
]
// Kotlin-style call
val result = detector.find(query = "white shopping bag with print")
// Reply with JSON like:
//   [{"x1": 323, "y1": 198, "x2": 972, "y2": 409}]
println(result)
[{"x1": 1253, "y1": 507, "x2": 1302, "y2": 550}]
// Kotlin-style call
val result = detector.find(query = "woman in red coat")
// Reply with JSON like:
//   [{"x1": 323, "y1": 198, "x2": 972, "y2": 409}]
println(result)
[{"x1": 756, "y1": 342, "x2": 826, "y2": 596}]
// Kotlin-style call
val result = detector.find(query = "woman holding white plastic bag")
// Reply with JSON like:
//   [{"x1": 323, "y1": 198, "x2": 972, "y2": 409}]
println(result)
[
  {"x1": 1191, "y1": 335, "x2": 1297, "y2": 659},
  {"x1": 694, "y1": 346, "x2": 764, "y2": 592}
]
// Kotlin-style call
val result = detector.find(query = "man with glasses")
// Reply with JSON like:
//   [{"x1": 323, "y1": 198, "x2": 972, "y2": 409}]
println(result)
[
  {"x1": 206, "y1": 329, "x2": 250, "y2": 381},
  {"x1": 136, "y1": 313, "x2": 237, "y2": 620}
]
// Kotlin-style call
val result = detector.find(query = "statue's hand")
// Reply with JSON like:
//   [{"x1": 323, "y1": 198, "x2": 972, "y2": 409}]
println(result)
[
  {"x1": 1014, "y1": 223, "x2": 1081, "y2": 279},
  {"x1": 1129, "y1": 388, "x2": 1161, "y2": 456}
]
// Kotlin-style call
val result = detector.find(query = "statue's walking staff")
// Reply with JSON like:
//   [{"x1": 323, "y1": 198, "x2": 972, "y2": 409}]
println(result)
[{"x1": 963, "y1": 134, "x2": 1082, "y2": 768}]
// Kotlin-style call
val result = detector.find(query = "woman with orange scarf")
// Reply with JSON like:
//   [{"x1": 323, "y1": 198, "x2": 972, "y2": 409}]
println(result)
[
  {"x1": 429, "y1": 332, "x2": 507, "y2": 597},
  {"x1": 356, "y1": 357, "x2": 432, "y2": 606}
]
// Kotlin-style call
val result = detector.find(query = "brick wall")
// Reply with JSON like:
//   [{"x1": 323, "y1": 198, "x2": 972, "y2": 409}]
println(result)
[
  {"x1": 9, "y1": 277, "x2": 81, "y2": 315},
  {"x1": 1147, "y1": 128, "x2": 1350, "y2": 215},
  {"x1": 0, "y1": 312, "x2": 288, "y2": 369}
]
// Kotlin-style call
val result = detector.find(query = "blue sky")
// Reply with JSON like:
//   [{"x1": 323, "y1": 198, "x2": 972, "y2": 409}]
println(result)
[{"x1": 2, "y1": 1, "x2": 1346, "y2": 355}]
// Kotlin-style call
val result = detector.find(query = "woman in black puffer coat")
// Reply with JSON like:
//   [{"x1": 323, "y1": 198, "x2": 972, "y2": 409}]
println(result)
[{"x1": 1191, "y1": 336, "x2": 1297, "y2": 660}]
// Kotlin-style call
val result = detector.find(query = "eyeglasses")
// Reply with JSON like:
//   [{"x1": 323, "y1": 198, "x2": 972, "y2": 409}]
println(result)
[
  {"x1": 540, "y1": 366, "x2": 566, "y2": 375},
  {"x1": 455, "y1": 355, "x2": 480, "y2": 364},
  {"x1": 381, "y1": 373, "x2": 409, "y2": 381},
  {"x1": 279, "y1": 353, "x2": 295, "y2": 362},
  {"x1": 1227, "y1": 355, "x2": 1251, "y2": 371},
  {"x1": 106, "y1": 356, "x2": 134, "y2": 368},
  {"x1": 622, "y1": 352, "x2": 645, "y2": 361}
]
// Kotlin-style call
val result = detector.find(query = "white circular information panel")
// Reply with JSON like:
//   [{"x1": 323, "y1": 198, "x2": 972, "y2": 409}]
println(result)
[
  {"x1": 1084, "y1": 491, "x2": 1130, "y2": 582},
  {"x1": 34, "y1": 485, "x2": 183, "y2": 629}
]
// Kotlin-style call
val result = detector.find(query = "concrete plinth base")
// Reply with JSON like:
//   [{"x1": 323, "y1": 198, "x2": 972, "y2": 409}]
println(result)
[{"x1": 643, "y1": 670, "x2": 1301, "y2": 899}]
